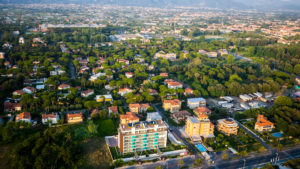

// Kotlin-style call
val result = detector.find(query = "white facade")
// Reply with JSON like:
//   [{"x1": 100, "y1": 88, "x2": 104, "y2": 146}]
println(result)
[
  {"x1": 187, "y1": 98, "x2": 206, "y2": 109},
  {"x1": 42, "y1": 114, "x2": 59, "y2": 124},
  {"x1": 146, "y1": 112, "x2": 162, "y2": 121}
]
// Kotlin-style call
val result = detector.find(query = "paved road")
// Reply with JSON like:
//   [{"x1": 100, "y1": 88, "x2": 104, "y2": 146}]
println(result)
[
  {"x1": 119, "y1": 147, "x2": 300, "y2": 169},
  {"x1": 68, "y1": 58, "x2": 76, "y2": 79},
  {"x1": 119, "y1": 155, "x2": 196, "y2": 169},
  {"x1": 209, "y1": 147, "x2": 300, "y2": 169},
  {"x1": 230, "y1": 52, "x2": 252, "y2": 62}
]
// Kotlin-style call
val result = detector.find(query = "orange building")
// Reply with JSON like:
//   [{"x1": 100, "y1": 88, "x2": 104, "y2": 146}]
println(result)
[
  {"x1": 217, "y1": 118, "x2": 239, "y2": 136},
  {"x1": 120, "y1": 112, "x2": 139, "y2": 125},
  {"x1": 255, "y1": 115, "x2": 274, "y2": 132},
  {"x1": 194, "y1": 107, "x2": 211, "y2": 116},
  {"x1": 67, "y1": 113, "x2": 83, "y2": 124},
  {"x1": 129, "y1": 103, "x2": 150, "y2": 113},
  {"x1": 163, "y1": 99, "x2": 182, "y2": 113}
]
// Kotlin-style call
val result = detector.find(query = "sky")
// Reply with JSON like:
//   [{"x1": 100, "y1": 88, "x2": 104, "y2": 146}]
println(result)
[{"x1": 0, "y1": 0, "x2": 299, "y2": 10}]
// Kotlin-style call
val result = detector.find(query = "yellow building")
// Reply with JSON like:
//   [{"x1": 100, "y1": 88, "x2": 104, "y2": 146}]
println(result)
[
  {"x1": 67, "y1": 113, "x2": 83, "y2": 124},
  {"x1": 217, "y1": 118, "x2": 239, "y2": 136},
  {"x1": 163, "y1": 99, "x2": 181, "y2": 113},
  {"x1": 185, "y1": 114, "x2": 214, "y2": 141},
  {"x1": 95, "y1": 94, "x2": 113, "y2": 103}
]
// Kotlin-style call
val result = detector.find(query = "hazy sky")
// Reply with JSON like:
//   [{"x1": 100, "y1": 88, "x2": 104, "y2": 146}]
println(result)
[{"x1": 0, "y1": 0, "x2": 299, "y2": 10}]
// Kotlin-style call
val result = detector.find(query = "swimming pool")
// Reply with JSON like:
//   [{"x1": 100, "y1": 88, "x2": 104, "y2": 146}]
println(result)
[
  {"x1": 272, "y1": 132, "x2": 282, "y2": 138},
  {"x1": 196, "y1": 144, "x2": 207, "y2": 152}
]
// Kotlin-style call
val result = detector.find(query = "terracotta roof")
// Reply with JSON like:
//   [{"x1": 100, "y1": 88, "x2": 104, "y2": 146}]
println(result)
[
  {"x1": 255, "y1": 115, "x2": 274, "y2": 127},
  {"x1": 148, "y1": 89, "x2": 158, "y2": 93},
  {"x1": 24, "y1": 86, "x2": 36, "y2": 92},
  {"x1": 4, "y1": 102, "x2": 21, "y2": 110},
  {"x1": 198, "y1": 113, "x2": 209, "y2": 118},
  {"x1": 172, "y1": 110, "x2": 191, "y2": 117},
  {"x1": 18, "y1": 112, "x2": 31, "y2": 119},
  {"x1": 42, "y1": 113, "x2": 57, "y2": 119},
  {"x1": 160, "y1": 73, "x2": 168, "y2": 77},
  {"x1": 164, "y1": 99, "x2": 181, "y2": 105},
  {"x1": 119, "y1": 88, "x2": 132, "y2": 92},
  {"x1": 185, "y1": 88, "x2": 193, "y2": 93},
  {"x1": 168, "y1": 81, "x2": 182, "y2": 86},
  {"x1": 164, "y1": 79, "x2": 174, "y2": 83},
  {"x1": 81, "y1": 89, "x2": 94, "y2": 95},
  {"x1": 14, "y1": 90, "x2": 25, "y2": 95},
  {"x1": 194, "y1": 107, "x2": 211, "y2": 114},
  {"x1": 129, "y1": 103, "x2": 140, "y2": 108},
  {"x1": 67, "y1": 113, "x2": 83, "y2": 120},
  {"x1": 58, "y1": 84, "x2": 70, "y2": 89},
  {"x1": 141, "y1": 104, "x2": 150, "y2": 108},
  {"x1": 109, "y1": 106, "x2": 118, "y2": 113},
  {"x1": 120, "y1": 112, "x2": 139, "y2": 121}
]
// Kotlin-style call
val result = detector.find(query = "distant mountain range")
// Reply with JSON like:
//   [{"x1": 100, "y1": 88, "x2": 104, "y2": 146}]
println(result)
[{"x1": 0, "y1": 0, "x2": 299, "y2": 11}]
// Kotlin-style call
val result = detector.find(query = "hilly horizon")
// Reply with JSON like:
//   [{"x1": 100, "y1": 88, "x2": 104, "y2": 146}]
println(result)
[{"x1": 0, "y1": 0, "x2": 299, "y2": 10}]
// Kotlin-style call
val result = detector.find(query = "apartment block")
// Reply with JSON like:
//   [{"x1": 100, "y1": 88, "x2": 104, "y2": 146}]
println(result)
[
  {"x1": 217, "y1": 118, "x2": 238, "y2": 136},
  {"x1": 185, "y1": 115, "x2": 214, "y2": 141},
  {"x1": 118, "y1": 120, "x2": 168, "y2": 153}
]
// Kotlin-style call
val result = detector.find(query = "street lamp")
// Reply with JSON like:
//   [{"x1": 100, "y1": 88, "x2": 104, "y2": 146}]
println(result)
[{"x1": 243, "y1": 159, "x2": 246, "y2": 169}]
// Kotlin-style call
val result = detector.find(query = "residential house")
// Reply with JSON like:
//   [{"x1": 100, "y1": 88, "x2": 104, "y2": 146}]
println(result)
[
  {"x1": 109, "y1": 106, "x2": 118, "y2": 116},
  {"x1": 22, "y1": 86, "x2": 36, "y2": 94},
  {"x1": 160, "y1": 73, "x2": 168, "y2": 78},
  {"x1": 120, "y1": 112, "x2": 140, "y2": 125},
  {"x1": 42, "y1": 113, "x2": 59, "y2": 124},
  {"x1": 146, "y1": 112, "x2": 162, "y2": 121},
  {"x1": 16, "y1": 112, "x2": 31, "y2": 123},
  {"x1": 170, "y1": 110, "x2": 191, "y2": 123},
  {"x1": 19, "y1": 37, "x2": 25, "y2": 44},
  {"x1": 125, "y1": 72, "x2": 134, "y2": 78},
  {"x1": 4, "y1": 102, "x2": 21, "y2": 112},
  {"x1": 118, "y1": 59, "x2": 130, "y2": 65},
  {"x1": 206, "y1": 52, "x2": 218, "y2": 58},
  {"x1": 184, "y1": 88, "x2": 193, "y2": 96},
  {"x1": 81, "y1": 89, "x2": 94, "y2": 98},
  {"x1": 13, "y1": 90, "x2": 25, "y2": 96},
  {"x1": 163, "y1": 99, "x2": 182, "y2": 113},
  {"x1": 254, "y1": 115, "x2": 274, "y2": 132},
  {"x1": 118, "y1": 88, "x2": 134, "y2": 96},
  {"x1": 194, "y1": 107, "x2": 211, "y2": 116},
  {"x1": 154, "y1": 51, "x2": 177, "y2": 60},
  {"x1": 129, "y1": 103, "x2": 150, "y2": 113},
  {"x1": 58, "y1": 84, "x2": 70, "y2": 90},
  {"x1": 218, "y1": 49, "x2": 229, "y2": 56},
  {"x1": 67, "y1": 113, "x2": 83, "y2": 124},
  {"x1": 187, "y1": 98, "x2": 206, "y2": 109},
  {"x1": 148, "y1": 89, "x2": 158, "y2": 95},
  {"x1": 167, "y1": 81, "x2": 183, "y2": 89},
  {"x1": 95, "y1": 94, "x2": 113, "y2": 103}
]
